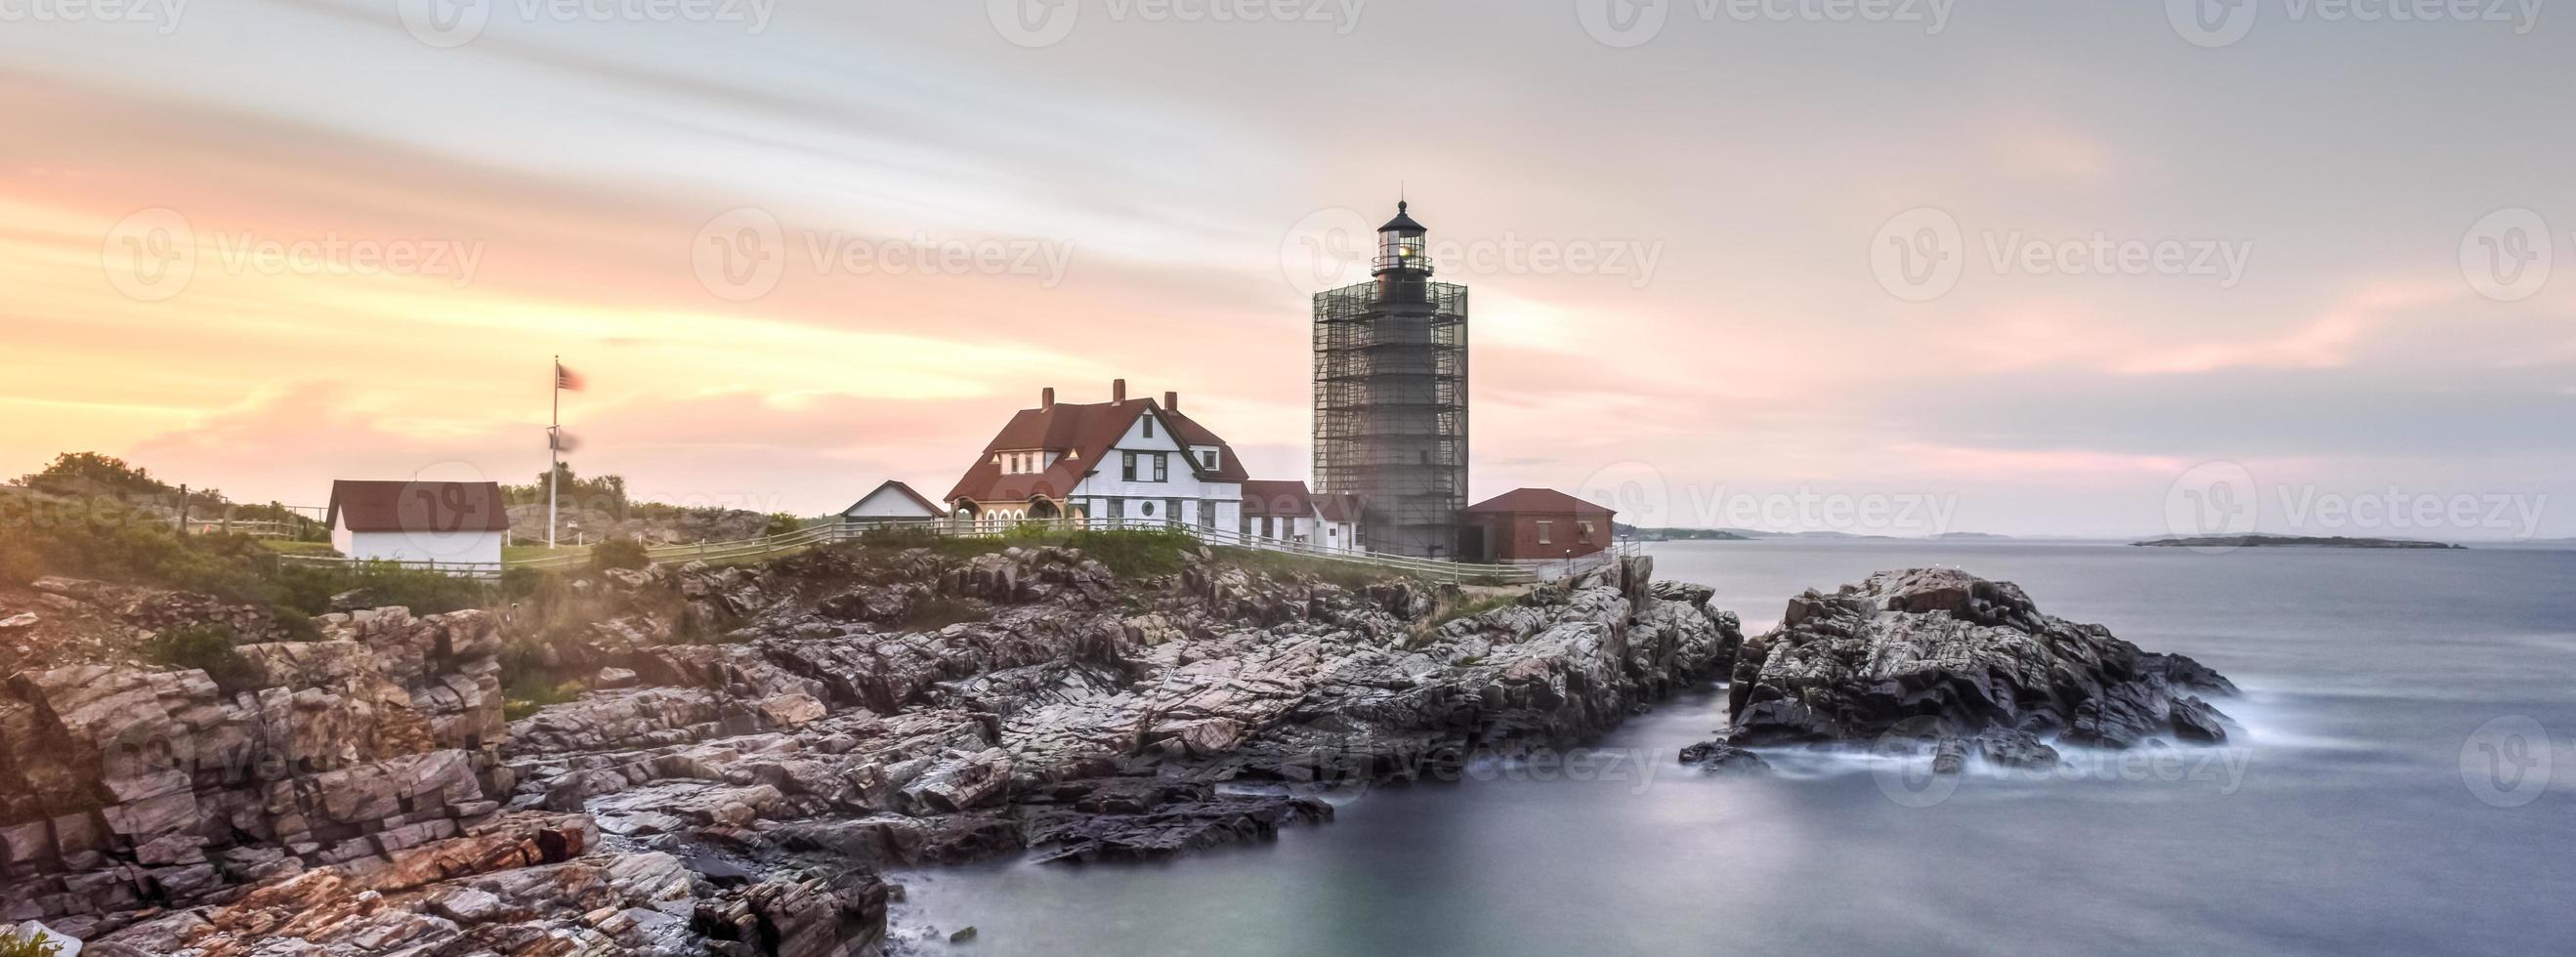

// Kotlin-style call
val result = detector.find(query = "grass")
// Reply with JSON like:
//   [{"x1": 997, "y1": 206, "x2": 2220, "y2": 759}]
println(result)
[
  {"x1": 864, "y1": 524, "x2": 1203, "y2": 577},
  {"x1": 258, "y1": 540, "x2": 340, "y2": 557}
]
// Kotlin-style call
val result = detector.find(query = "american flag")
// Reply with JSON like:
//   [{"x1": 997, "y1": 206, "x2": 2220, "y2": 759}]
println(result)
[{"x1": 555, "y1": 360, "x2": 584, "y2": 392}]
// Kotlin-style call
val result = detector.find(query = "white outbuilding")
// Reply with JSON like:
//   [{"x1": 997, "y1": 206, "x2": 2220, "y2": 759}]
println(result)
[
  {"x1": 839, "y1": 479, "x2": 948, "y2": 529},
  {"x1": 325, "y1": 479, "x2": 510, "y2": 569}
]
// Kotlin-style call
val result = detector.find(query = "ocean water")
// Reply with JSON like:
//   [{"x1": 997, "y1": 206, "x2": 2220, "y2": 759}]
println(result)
[{"x1": 892, "y1": 542, "x2": 2576, "y2": 955}]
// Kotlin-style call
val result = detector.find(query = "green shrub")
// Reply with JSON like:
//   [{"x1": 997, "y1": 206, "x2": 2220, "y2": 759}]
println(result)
[
  {"x1": 0, "y1": 928, "x2": 63, "y2": 957},
  {"x1": 274, "y1": 562, "x2": 491, "y2": 616},
  {"x1": 0, "y1": 493, "x2": 280, "y2": 602},
  {"x1": 144, "y1": 623, "x2": 258, "y2": 691},
  {"x1": 590, "y1": 537, "x2": 652, "y2": 572}
]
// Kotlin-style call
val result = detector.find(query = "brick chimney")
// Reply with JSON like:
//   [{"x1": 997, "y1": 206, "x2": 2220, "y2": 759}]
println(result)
[
  {"x1": 1041, "y1": 387, "x2": 1055, "y2": 410},
  {"x1": 1163, "y1": 391, "x2": 1179, "y2": 411},
  {"x1": 1112, "y1": 378, "x2": 1126, "y2": 403}
]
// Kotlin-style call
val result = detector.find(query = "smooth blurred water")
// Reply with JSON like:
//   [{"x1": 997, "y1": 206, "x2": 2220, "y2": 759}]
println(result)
[{"x1": 892, "y1": 542, "x2": 2576, "y2": 955}]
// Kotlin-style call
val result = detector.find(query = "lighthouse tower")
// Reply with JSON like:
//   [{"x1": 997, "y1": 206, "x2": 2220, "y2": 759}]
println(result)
[{"x1": 1311, "y1": 201, "x2": 1469, "y2": 560}]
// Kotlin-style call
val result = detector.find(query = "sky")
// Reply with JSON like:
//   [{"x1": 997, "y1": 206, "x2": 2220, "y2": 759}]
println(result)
[{"x1": 3, "y1": 0, "x2": 2572, "y2": 539}]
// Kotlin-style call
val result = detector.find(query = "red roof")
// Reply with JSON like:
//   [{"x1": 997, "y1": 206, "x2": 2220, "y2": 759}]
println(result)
[
  {"x1": 1242, "y1": 479, "x2": 1314, "y2": 518},
  {"x1": 1464, "y1": 487, "x2": 1615, "y2": 517},
  {"x1": 946, "y1": 395, "x2": 1247, "y2": 505},
  {"x1": 326, "y1": 480, "x2": 511, "y2": 534}
]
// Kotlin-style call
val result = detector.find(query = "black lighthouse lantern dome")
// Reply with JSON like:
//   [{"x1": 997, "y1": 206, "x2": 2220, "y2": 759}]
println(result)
[{"x1": 1373, "y1": 200, "x2": 1430, "y2": 275}]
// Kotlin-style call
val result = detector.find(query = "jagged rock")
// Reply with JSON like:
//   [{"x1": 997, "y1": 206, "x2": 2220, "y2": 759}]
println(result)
[
  {"x1": 1727, "y1": 568, "x2": 2237, "y2": 749},
  {"x1": 1677, "y1": 740, "x2": 1772, "y2": 774}
]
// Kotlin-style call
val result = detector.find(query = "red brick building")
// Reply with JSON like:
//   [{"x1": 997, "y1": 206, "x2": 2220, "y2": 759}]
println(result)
[{"x1": 1462, "y1": 488, "x2": 1616, "y2": 562}]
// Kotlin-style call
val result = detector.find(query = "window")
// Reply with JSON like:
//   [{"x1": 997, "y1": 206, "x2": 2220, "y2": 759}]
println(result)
[
  {"x1": 1165, "y1": 499, "x2": 1180, "y2": 526},
  {"x1": 1201, "y1": 449, "x2": 1218, "y2": 469},
  {"x1": 1199, "y1": 501, "x2": 1216, "y2": 528},
  {"x1": 1261, "y1": 517, "x2": 1276, "y2": 537},
  {"x1": 1108, "y1": 498, "x2": 1125, "y2": 519},
  {"x1": 1122, "y1": 451, "x2": 1138, "y2": 481},
  {"x1": 1536, "y1": 520, "x2": 1553, "y2": 545},
  {"x1": 1143, "y1": 416, "x2": 1155, "y2": 438},
  {"x1": 1141, "y1": 501, "x2": 1156, "y2": 517},
  {"x1": 1579, "y1": 521, "x2": 1595, "y2": 543},
  {"x1": 1152, "y1": 453, "x2": 1168, "y2": 482}
]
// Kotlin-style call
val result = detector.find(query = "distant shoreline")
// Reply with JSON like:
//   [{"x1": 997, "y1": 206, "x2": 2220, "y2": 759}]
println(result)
[{"x1": 2131, "y1": 535, "x2": 2465, "y2": 550}]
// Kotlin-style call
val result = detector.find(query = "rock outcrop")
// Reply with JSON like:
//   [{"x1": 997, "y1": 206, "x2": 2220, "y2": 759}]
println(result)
[
  {"x1": 6, "y1": 542, "x2": 1740, "y2": 954},
  {"x1": 1725, "y1": 568, "x2": 2237, "y2": 751},
  {"x1": 0, "y1": 603, "x2": 513, "y2": 943}
]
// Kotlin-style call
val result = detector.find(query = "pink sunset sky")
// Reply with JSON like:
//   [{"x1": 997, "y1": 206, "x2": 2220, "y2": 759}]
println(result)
[{"x1": 4, "y1": 2, "x2": 2571, "y2": 538}]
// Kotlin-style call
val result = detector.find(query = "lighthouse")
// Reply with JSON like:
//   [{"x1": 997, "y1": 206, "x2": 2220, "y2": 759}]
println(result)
[{"x1": 1311, "y1": 201, "x2": 1470, "y2": 560}]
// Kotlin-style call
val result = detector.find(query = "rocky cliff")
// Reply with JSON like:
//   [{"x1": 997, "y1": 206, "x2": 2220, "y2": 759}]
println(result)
[{"x1": 0, "y1": 541, "x2": 1739, "y2": 955}]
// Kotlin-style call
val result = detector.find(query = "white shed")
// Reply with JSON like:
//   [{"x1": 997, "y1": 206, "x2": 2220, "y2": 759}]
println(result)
[
  {"x1": 840, "y1": 479, "x2": 947, "y2": 528},
  {"x1": 325, "y1": 479, "x2": 510, "y2": 569}
]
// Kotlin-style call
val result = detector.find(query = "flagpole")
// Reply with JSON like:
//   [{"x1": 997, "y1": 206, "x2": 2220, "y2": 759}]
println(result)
[{"x1": 547, "y1": 354, "x2": 559, "y2": 550}]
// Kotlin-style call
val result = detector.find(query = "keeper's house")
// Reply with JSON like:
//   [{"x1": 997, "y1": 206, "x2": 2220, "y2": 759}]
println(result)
[
  {"x1": 945, "y1": 380, "x2": 1247, "y2": 531},
  {"x1": 325, "y1": 479, "x2": 510, "y2": 566},
  {"x1": 1462, "y1": 488, "x2": 1615, "y2": 563}
]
